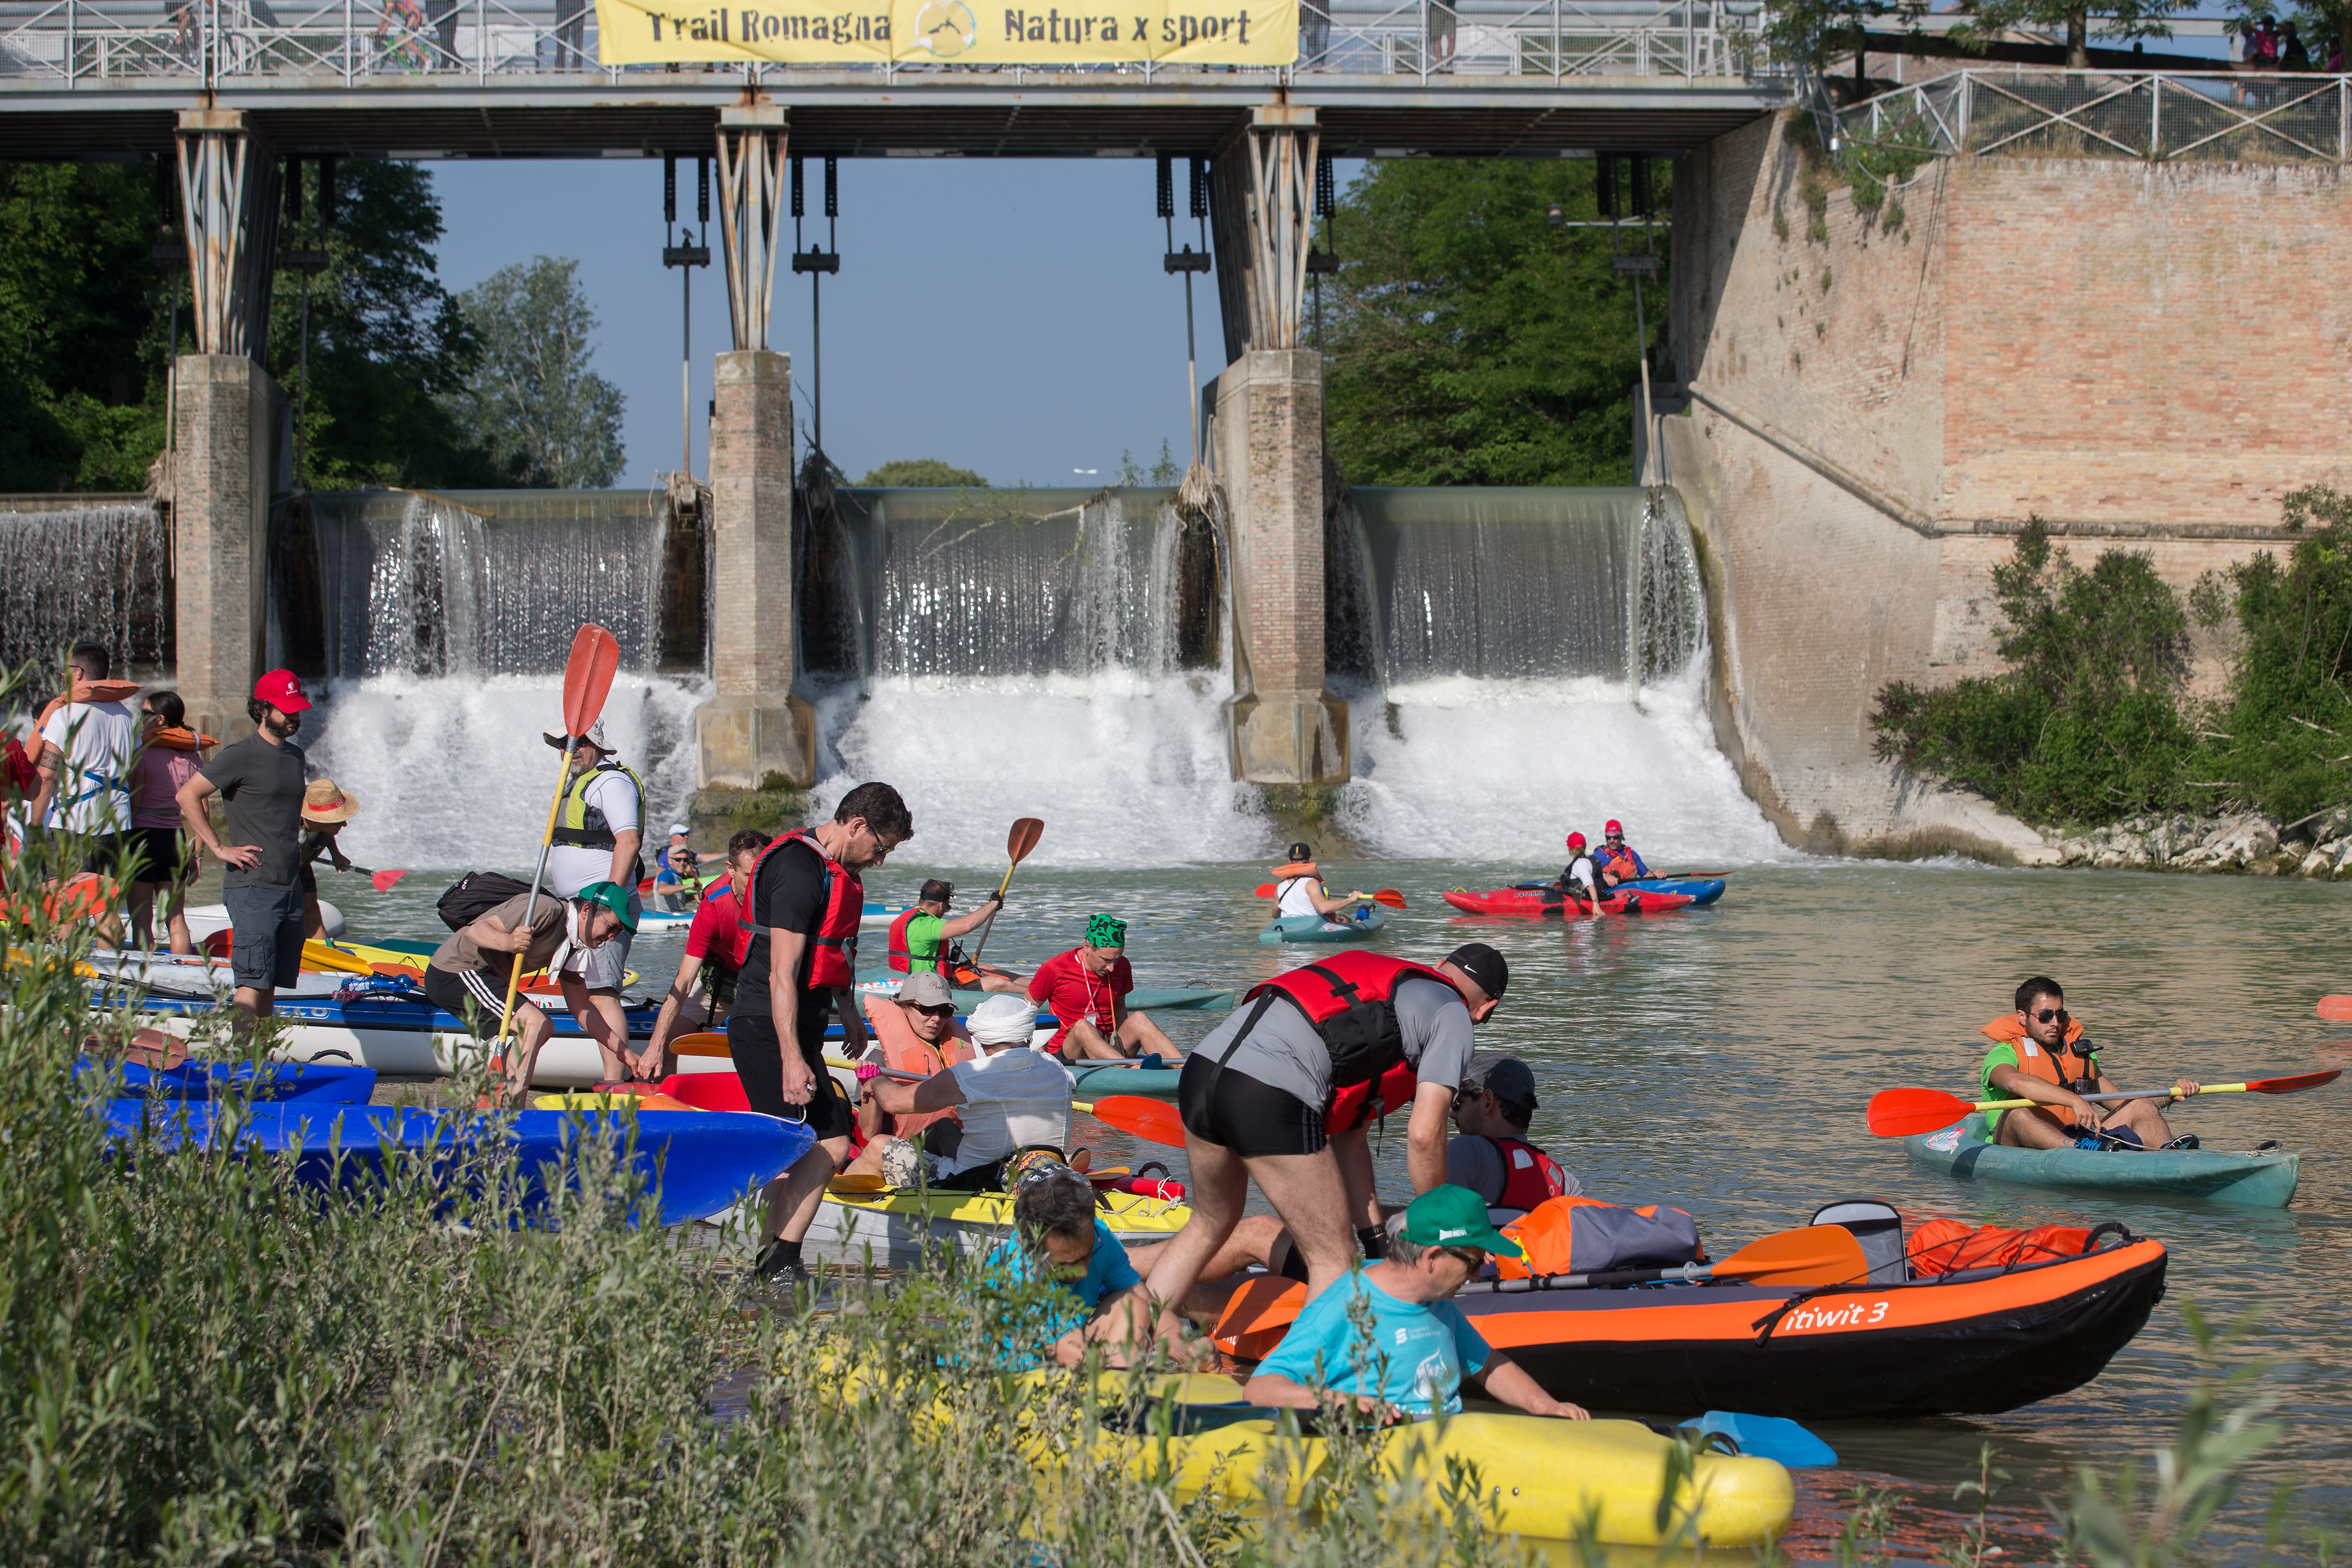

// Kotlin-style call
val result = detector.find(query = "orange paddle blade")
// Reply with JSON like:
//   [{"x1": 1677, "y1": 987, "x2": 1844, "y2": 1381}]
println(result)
[
  {"x1": 1006, "y1": 817, "x2": 1045, "y2": 866},
  {"x1": 1253, "y1": 883, "x2": 1277, "y2": 898},
  {"x1": 672, "y1": 1032, "x2": 732, "y2": 1059},
  {"x1": 1865, "y1": 1087, "x2": 1974, "y2": 1139},
  {"x1": 2246, "y1": 1068, "x2": 2342, "y2": 1094},
  {"x1": 829, "y1": 1173, "x2": 890, "y2": 1194},
  {"x1": 1212, "y1": 1276, "x2": 1308, "y2": 1361},
  {"x1": 1085, "y1": 1095, "x2": 1186, "y2": 1148},
  {"x1": 1711, "y1": 1225, "x2": 1869, "y2": 1286},
  {"x1": 560, "y1": 624, "x2": 621, "y2": 738},
  {"x1": 2319, "y1": 996, "x2": 2352, "y2": 1022},
  {"x1": 1370, "y1": 888, "x2": 1407, "y2": 909}
]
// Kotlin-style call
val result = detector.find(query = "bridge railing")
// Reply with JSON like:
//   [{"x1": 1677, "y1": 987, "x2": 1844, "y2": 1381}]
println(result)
[
  {"x1": 0, "y1": 0, "x2": 1776, "y2": 85},
  {"x1": 1840, "y1": 67, "x2": 2352, "y2": 165}
]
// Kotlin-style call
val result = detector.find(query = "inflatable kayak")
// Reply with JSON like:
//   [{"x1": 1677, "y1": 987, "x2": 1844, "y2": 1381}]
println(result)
[
  {"x1": 1258, "y1": 907, "x2": 1387, "y2": 945},
  {"x1": 103, "y1": 1099, "x2": 813, "y2": 1225},
  {"x1": 1907, "y1": 1125, "x2": 2300, "y2": 1207},
  {"x1": 1211, "y1": 1211, "x2": 2166, "y2": 1419},
  {"x1": 1442, "y1": 886, "x2": 1696, "y2": 919},
  {"x1": 1618, "y1": 876, "x2": 1728, "y2": 906},
  {"x1": 1068, "y1": 1060, "x2": 1182, "y2": 1099},
  {"x1": 85, "y1": 1055, "x2": 378, "y2": 1105}
]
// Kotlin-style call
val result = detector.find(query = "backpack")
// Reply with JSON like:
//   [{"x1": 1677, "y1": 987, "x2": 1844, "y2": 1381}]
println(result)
[
  {"x1": 1496, "y1": 1195, "x2": 1705, "y2": 1280},
  {"x1": 436, "y1": 871, "x2": 535, "y2": 932}
]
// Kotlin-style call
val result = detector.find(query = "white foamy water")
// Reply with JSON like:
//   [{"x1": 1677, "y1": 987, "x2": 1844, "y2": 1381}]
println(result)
[
  {"x1": 1339, "y1": 667, "x2": 1788, "y2": 866},
  {"x1": 301, "y1": 673, "x2": 707, "y2": 871},
  {"x1": 809, "y1": 673, "x2": 1272, "y2": 869}
]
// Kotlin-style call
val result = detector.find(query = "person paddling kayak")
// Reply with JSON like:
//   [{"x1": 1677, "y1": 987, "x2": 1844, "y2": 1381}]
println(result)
[
  {"x1": 1594, "y1": 820, "x2": 1652, "y2": 888},
  {"x1": 1982, "y1": 977, "x2": 2201, "y2": 1151},
  {"x1": 887, "y1": 878, "x2": 1020, "y2": 992},
  {"x1": 1553, "y1": 833, "x2": 1609, "y2": 917},
  {"x1": 1269, "y1": 840, "x2": 1370, "y2": 922}
]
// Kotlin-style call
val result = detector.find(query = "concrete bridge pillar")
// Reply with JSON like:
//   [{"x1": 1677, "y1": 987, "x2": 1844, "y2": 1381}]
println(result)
[
  {"x1": 170, "y1": 110, "x2": 283, "y2": 744},
  {"x1": 1208, "y1": 106, "x2": 1348, "y2": 787},
  {"x1": 694, "y1": 105, "x2": 817, "y2": 793}
]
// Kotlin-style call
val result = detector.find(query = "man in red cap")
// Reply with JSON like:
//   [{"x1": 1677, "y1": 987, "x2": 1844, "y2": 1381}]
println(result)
[
  {"x1": 177, "y1": 670, "x2": 315, "y2": 1034},
  {"x1": 1594, "y1": 819, "x2": 1652, "y2": 890},
  {"x1": 1555, "y1": 832, "x2": 1607, "y2": 917}
]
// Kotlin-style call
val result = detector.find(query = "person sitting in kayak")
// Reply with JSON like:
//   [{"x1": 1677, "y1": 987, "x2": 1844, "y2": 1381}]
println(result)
[
  {"x1": 1028, "y1": 913, "x2": 1180, "y2": 1063},
  {"x1": 1594, "y1": 821, "x2": 1652, "y2": 889},
  {"x1": 1551, "y1": 833, "x2": 1610, "y2": 917},
  {"x1": 982, "y1": 1164, "x2": 1154, "y2": 1368},
  {"x1": 1982, "y1": 977, "x2": 2201, "y2": 1151},
  {"x1": 864, "y1": 991, "x2": 1076, "y2": 1189},
  {"x1": 1245, "y1": 1186, "x2": 1589, "y2": 1423},
  {"x1": 1271, "y1": 840, "x2": 1371, "y2": 925},
  {"x1": 840, "y1": 969, "x2": 971, "y2": 1184},
  {"x1": 1447, "y1": 1054, "x2": 1579, "y2": 1215},
  {"x1": 643, "y1": 829, "x2": 772, "y2": 1076},
  {"x1": 652, "y1": 824, "x2": 699, "y2": 913},
  {"x1": 888, "y1": 878, "x2": 1020, "y2": 993}
]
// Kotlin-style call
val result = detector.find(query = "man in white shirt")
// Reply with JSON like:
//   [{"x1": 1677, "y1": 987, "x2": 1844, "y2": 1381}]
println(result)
[
  {"x1": 868, "y1": 988, "x2": 1074, "y2": 1190},
  {"x1": 28, "y1": 642, "x2": 138, "y2": 939},
  {"x1": 540, "y1": 721, "x2": 645, "y2": 1065}
]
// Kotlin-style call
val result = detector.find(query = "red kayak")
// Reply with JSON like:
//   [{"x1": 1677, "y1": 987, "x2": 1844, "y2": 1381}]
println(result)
[{"x1": 1443, "y1": 886, "x2": 1697, "y2": 919}]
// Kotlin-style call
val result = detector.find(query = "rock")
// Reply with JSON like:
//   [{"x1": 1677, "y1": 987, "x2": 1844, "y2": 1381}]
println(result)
[
  {"x1": 2057, "y1": 836, "x2": 2094, "y2": 867},
  {"x1": 2246, "y1": 852, "x2": 2297, "y2": 877},
  {"x1": 2301, "y1": 849, "x2": 2334, "y2": 878}
]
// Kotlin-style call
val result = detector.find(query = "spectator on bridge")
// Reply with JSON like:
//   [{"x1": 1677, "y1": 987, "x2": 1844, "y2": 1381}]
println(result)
[
  {"x1": 428, "y1": 0, "x2": 461, "y2": 68},
  {"x1": 554, "y1": 0, "x2": 588, "y2": 70},
  {"x1": 2282, "y1": 21, "x2": 2312, "y2": 70},
  {"x1": 1300, "y1": 0, "x2": 1329, "y2": 66},
  {"x1": 1427, "y1": 0, "x2": 1456, "y2": 71}
]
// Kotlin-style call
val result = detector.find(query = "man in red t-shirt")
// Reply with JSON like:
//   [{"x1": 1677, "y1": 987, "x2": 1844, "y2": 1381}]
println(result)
[
  {"x1": 643, "y1": 828, "x2": 772, "y2": 1075},
  {"x1": 1027, "y1": 912, "x2": 1180, "y2": 1062}
]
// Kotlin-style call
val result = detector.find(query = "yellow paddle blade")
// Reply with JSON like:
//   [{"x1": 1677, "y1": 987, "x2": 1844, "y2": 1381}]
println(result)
[
  {"x1": 672, "y1": 1032, "x2": 731, "y2": 1058},
  {"x1": 301, "y1": 940, "x2": 374, "y2": 976}
]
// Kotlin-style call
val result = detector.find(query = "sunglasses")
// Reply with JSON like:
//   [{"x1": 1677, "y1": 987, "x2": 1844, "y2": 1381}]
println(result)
[
  {"x1": 2031, "y1": 1008, "x2": 2071, "y2": 1025},
  {"x1": 1452, "y1": 1085, "x2": 1489, "y2": 1107},
  {"x1": 911, "y1": 1002, "x2": 956, "y2": 1018}
]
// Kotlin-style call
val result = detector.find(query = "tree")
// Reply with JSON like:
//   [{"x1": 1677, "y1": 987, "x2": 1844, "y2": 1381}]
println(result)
[
  {"x1": 1957, "y1": 0, "x2": 2192, "y2": 68},
  {"x1": 857, "y1": 458, "x2": 988, "y2": 487},
  {"x1": 447, "y1": 257, "x2": 625, "y2": 489},
  {"x1": 1322, "y1": 159, "x2": 1660, "y2": 488},
  {"x1": 1763, "y1": 0, "x2": 1926, "y2": 84}
]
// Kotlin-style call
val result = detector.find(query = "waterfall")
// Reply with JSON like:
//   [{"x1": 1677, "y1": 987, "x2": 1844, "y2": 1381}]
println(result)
[{"x1": 0, "y1": 503, "x2": 171, "y2": 682}]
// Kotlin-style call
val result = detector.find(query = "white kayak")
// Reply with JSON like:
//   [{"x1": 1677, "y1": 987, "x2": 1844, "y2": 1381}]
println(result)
[{"x1": 189, "y1": 900, "x2": 344, "y2": 943}]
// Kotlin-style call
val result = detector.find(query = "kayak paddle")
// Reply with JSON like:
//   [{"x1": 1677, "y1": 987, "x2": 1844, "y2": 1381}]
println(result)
[
  {"x1": 494, "y1": 623, "x2": 620, "y2": 1079},
  {"x1": 336, "y1": 864, "x2": 410, "y2": 892},
  {"x1": 671, "y1": 1032, "x2": 730, "y2": 1058},
  {"x1": 1083, "y1": 1094, "x2": 1186, "y2": 1148},
  {"x1": 2319, "y1": 996, "x2": 2352, "y2": 1022},
  {"x1": 967, "y1": 817, "x2": 1044, "y2": 967},
  {"x1": 1865, "y1": 1070, "x2": 2343, "y2": 1138},
  {"x1": 1252, "y1": 884, "x2": 1407, "y2": 909},
  {"x1": 1676, "y1": 1412, "x2": 1837, "y2": 1468}
]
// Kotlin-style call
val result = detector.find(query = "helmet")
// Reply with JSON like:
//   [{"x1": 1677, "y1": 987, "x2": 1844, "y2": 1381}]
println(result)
[
  {"x1": 1566, "y1": 832, "x2": 1587, "y2": 850},
  {"x1": 1604, "y1": 819, "x2": 1623, "y2": 836}
]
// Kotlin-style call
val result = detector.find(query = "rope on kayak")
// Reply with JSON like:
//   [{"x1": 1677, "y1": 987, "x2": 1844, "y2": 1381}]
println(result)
[{"x1": 1750, "y1": 1221, "x2": 2143, "y2": 1343}]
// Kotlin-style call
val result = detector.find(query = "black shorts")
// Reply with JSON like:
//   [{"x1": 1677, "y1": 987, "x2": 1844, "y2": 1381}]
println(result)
[
  {"x1": 82, "y1": 832, "x2": 130, "y2": 878},
  {"x1": 728, "y1": 1011, "x2": 854, "y2": 1142},
  {"x1": 1177, "y1": 1054, "x2": 1327, "y2": 1160},
  {"x1": 127, "y1": 827, "x2": 195, "y2": 886},
  {"x1": 423, "y1": 964, "x2": 532, "y2": 1036}
]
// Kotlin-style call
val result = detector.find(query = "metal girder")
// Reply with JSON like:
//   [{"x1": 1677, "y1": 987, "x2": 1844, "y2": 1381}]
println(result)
[
  {"x1": 175, "y1": 109, "x2": 277, "y2": 359},
  {"x1": 714, "y1": 104, "x2": 787, "y2": 352}
]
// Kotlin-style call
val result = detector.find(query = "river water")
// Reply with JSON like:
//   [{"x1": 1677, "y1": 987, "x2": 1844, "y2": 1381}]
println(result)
[{"x1": 323, "y1": 854, "x2": 2351, "y2": 1559}]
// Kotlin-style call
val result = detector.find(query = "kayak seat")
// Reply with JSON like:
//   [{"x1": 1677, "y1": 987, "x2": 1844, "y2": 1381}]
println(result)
[{"x1": 1810, "y1": 1199, "x2": 1907, "y2": 1284}]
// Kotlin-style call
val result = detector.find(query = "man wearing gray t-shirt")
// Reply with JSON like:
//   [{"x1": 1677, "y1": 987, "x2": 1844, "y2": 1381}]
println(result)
[
  {"x1": 177, "y1": 670, "x2": 313, "y2": 1036},
  {"x1": 1133, "y1": 943, "x2": 1510, "y2": 1338}
]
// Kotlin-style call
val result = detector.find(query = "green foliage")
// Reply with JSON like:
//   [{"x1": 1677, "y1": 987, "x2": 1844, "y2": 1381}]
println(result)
[
  {"x1": 446, "y1": 255, "x2": 626, "y2": 489},
  {"x1": 1322, "y1": 159, "x2": 1658, "y2": 487},
  {"x1": 0, "y1": 163, "x2": 172, "y2": 491},
  {"x1": 1956, "y1": 0, "x2": 2193, "y2": 66},
  {"x1": 1872, "y1": 519, "x2": 2197, "y2": 824},
  {"x1": 859, "y1": 457, "x2": 990, "y2": 487}
]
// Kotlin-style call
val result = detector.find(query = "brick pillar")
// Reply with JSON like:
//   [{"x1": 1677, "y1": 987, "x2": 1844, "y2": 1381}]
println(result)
[
  {"x1": 1216, "y1": 348, "x2": 1348, "y2": 785},
  {"x1": 694, "y1": 348, "x2": 815, "y2": 791},
  {"x1": 173, "y1": 354, "x2": 280, "y2": 744}
]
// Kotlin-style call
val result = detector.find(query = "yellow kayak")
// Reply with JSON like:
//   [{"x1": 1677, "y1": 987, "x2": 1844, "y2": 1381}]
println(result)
[
  {"x1": 804, "y1": 1184, "x2": 1191, "y2": 1270},
  {"x1": 311, "y1": 937, "x2": 639, "y2": 992}
]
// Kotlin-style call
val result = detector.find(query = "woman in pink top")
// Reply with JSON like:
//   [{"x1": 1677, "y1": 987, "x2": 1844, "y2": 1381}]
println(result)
[{"x1": 128, "y1": 691, "x2": 208, "y2": 953}]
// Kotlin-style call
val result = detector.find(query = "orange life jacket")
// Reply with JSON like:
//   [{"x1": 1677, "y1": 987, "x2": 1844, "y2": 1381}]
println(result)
[
  {"x1": 1598, "y1": 846, "x2": 1641, "y2": 882},
  {"x1": 886, "y1": 905, "x2": 944, "y2": 976},
  {"x1": 1241, "y1": 952, "x2": 1462, "y2": 1100},
  {"x1": 1982, "y1": 1013, "x2": 2096, "y2": 1129},
  {"x1": 1267, "y1": 860, "x2": 1318, "y2": 880},
  {"x1": 740, "y1": 828, "x2": 862, "y2": 990},
  {"x1": 1908, "y1": 1218, "x2": 2099, "y2": 1276}
]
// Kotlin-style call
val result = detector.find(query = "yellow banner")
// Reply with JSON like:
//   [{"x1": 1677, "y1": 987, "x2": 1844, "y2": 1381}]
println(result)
[{"x1": 594, "y1": 0, "x2": 1297, "y2": 64}]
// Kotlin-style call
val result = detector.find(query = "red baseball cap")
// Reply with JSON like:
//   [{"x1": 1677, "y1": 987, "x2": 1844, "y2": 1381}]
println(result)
[
  {"x1": 253, "y1": 669, "x2": 312, "y2": 714},
  {"x1": 1605, "y1": 819, "x2": 1624, "y2": 835},
  {"x1": 1566, "y1": 832, "x2": 1587, "y2": 850}
]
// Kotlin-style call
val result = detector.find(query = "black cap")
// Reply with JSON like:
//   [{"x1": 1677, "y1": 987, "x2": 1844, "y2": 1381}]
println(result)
[
  {"x1": 919, "y1": 878, "x2": 954, "y2": 905},
  {"x1": 1287, "y1": 840, "x2": 1313, "y2": 862},
  {"x1": 1462, "y1": 1052, "x2": 1538, "y2": 1110},
  {"x1": 1444, "y1": 942, "x2": 1508, "y2": 1002}
]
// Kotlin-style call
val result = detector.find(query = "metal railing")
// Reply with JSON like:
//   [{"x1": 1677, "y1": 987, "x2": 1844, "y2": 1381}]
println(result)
[
  {"x1": 0, "y1": 0, "x2": 1776, "y2": 86},
  {"x1": 1840, "y1": 68, "x2": 2352, "y2": 165}
]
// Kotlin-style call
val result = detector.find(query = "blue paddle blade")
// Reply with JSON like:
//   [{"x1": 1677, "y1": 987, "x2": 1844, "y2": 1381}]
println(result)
[{"x1": 1684, "y1": 1411, "x2": 1838, "y2": 1468}]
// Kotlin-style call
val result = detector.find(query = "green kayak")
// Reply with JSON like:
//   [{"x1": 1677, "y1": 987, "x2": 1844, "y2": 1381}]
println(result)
[
  {"x1": 1906, "y1": 1125, "x2": 2300, "y2": 1207},
  {"x1": 854, "y1": 978, "x2": 1232, "y2": 1014},
  {"x1": 1258, "y1": 907, "x2": 1388, "y2": 945},
  {"x1": 1069, "y1": 1060, "x2": 1182, "y2": 1100}
]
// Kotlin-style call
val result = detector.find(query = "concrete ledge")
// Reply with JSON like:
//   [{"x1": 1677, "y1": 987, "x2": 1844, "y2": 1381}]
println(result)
[
  {"x1": 694, "y1": 690, "x2": 817, "y2": 792},
  {"x1": 1227, "y1": 688, "x2": 1349, "y2": 786}
]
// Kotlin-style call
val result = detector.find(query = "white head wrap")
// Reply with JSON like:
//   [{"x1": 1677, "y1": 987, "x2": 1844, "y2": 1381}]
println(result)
[{"x1": 967, "y1": 994, "x2": 1039, "y2": 1048}]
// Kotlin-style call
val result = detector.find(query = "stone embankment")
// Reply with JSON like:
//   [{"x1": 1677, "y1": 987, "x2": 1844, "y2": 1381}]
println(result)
[{"x1": 2049, "y1": 810, "x2": 2352, "y2": 878}]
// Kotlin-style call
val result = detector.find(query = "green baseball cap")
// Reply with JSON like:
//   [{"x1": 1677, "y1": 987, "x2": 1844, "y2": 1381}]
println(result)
[
  {"x1": 1399, "y1": 1184, "x2": 1524, "y2": 1260},
  {"x1": 575, "y1": 880, "x2": 639, "y2": 932}
]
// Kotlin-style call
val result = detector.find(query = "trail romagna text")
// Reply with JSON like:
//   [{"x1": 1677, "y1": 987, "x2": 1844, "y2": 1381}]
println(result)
[{"x1": 594, "y1": 0, "x2": 1297, "y2": 63}]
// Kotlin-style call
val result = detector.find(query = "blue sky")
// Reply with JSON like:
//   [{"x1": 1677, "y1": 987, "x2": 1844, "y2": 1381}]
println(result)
[{"x1": 431, "y1": 157, "x2": 1235, "y2": 489}]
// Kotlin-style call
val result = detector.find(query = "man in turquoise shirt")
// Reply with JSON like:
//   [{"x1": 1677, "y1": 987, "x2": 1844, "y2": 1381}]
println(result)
[{"x1": 1245, "y1": 1186, "x2": 1589, "y2": 1422}]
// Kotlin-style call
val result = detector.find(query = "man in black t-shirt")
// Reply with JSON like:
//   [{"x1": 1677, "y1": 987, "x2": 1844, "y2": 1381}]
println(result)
[{"x1": 730, "y1": 781, "x2": 914, "y2": 1287}]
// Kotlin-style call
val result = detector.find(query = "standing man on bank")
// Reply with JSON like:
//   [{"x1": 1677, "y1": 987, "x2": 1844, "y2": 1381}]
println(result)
[
  {"x1": 540, "y1": 722, "x2": 645, "y2": 1077},
  {"x1": 175, "y1": 671, "x2": 313, "y2": 1034},
  {"x1": 731, "y1": 781, "x2": 914, "y2": 1286}
]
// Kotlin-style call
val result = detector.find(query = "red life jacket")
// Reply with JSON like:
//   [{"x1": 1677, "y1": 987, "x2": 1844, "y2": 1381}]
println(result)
[
  {"x1": 1484, "y1": 1135, "x2": 1571, "y2": 1210},
  {"x1": 1241, "y1": 951, "x2": 1463, "y2": 1101},
  {"x1": 1598, "y1": 846, "x2": 1641, "y2": 882},
  {"x1": 739, "y1": 828, "x2": 862, "y2": 990},
  {"x1": 1328, "y1": 1059, "x2": 1417, "y2": 1134},
  {"x1": 886, "y1": 905, "x2": 944, "y2": 975}
]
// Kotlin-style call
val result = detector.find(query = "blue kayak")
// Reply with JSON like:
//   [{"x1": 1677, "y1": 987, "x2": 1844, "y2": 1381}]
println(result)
[
  {"x1": 84, "y1": 1056, "x2": 378, "y2": 1105},
  {"x1": 1906, "y1": 1125, "x2": 2300, "y2": 1207},
  {"x1": 1259, "y1": 907, "x2": 1388, "y2": 945},
  {"x1": 103, "y1": 1100, "x2": 813, "y2": 1225},
  {"x1": 1068, "y1": 1061, "x2": 1183, "y2": 1099},
  {"x1": 1515, "y1": 876, "x2": 1728, "y2": 907}
]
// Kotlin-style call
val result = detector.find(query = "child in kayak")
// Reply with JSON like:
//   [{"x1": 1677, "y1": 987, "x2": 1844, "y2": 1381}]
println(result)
[
  {"x1": 1245, "y1": 1186, "x2": 1589, "y2": 1423},
  {"x1": 1982, "y1": 977, "x2": 2201, "y2": 1150},
  {"x1": 1270, "y1": 840, "x2": 1369, "y2": 922},
  {"x1": 982, "y1": 1163, "x2": 1154, "y2": 1367}
]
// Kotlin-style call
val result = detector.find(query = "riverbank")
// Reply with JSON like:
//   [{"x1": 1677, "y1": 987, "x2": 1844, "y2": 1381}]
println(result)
[{"x1": 2046, "y1": 806, "x2": 2352, "y2": 878}]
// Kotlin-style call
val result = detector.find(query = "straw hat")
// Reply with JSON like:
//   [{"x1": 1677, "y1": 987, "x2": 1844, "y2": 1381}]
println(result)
[{"x1": 302, "y1": 777, "x2": 360, "y2": 824}]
